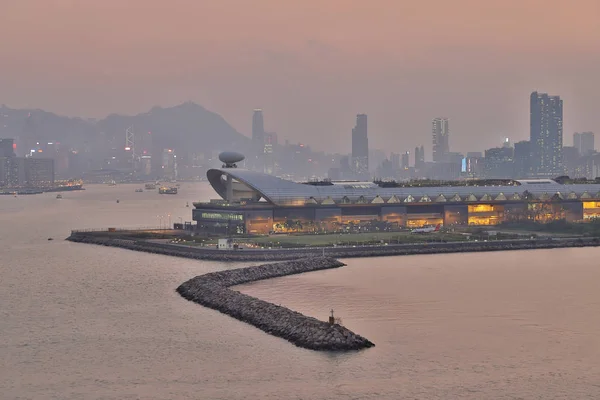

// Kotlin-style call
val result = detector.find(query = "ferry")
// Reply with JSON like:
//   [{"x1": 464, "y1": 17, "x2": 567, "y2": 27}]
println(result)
[{"x1": 159, "y1": 186, "x2": 178, "y2": 195}]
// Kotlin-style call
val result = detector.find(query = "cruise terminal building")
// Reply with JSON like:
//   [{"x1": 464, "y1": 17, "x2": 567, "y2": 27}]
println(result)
[{"x1": 193, "y1": 153, "x2": 600, "y2": 235}]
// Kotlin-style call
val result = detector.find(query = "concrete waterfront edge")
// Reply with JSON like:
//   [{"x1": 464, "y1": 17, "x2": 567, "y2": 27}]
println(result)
[
  {"x1": 66, "y1": 232, "x2": 600, "y2": 261},
  {"x1": 176, "y1": 257, "x2": 375, "y2": 351},
  {"x1": 65, "y1": 232, "x2": 600, "y2": 350}
]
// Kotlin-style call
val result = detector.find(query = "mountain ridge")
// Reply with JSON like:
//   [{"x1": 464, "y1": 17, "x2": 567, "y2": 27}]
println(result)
[{"x1": 0, "y1": 102, "x2": 249, "y2": 155}]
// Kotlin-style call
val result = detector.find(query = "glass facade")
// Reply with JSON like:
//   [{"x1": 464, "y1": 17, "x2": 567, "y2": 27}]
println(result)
[
  {"x1": 467, "y1": 204, "x2": 504, "y2": 225},
  {"x1": 193, "y1": 196, "x2": 600, "y2": 234}
]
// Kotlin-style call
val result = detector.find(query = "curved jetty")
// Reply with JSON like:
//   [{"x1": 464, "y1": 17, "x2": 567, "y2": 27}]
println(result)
[{"x1": 176, "y1": 257, "x2": 375, "y2": 351}]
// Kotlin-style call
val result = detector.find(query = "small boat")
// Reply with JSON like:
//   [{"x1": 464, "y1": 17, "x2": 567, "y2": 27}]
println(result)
[
  {"x1": 186, "y1": 202, "x2": 189, "y2": 207},
  {"x1": 56, "y1": 194, "x2": 63, "y2": 199},
  {"x1": 116, "y1": 199, "x2": 120, "y2": 203},
  {"x1": 47, "y1": 238, "x2": 54, "y2": 241},
  {"x1": 144, "y1": 183, "x2": 156, "y2": 190},
  {"x1": 108, "y1": 180, "x2": 117, "y2": 186},
  {"x1": 135, "y1": 188, "x2": 143, "y2": 193}
]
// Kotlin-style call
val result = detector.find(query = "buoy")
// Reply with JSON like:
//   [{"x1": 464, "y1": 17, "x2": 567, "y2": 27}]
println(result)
[{"x1": 116, "y1": 199, "x2": 120, "y2": 203}]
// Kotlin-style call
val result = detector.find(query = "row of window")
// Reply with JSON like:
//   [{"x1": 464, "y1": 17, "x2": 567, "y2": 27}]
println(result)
[{"x1": 304, "y1": 191, "x2": 600, "y2": 205}]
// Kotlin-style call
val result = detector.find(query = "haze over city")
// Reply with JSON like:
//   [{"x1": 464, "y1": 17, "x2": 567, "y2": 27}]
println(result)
[{"x1": 1, "y1": 0, "x2": 600, "y2": 154}]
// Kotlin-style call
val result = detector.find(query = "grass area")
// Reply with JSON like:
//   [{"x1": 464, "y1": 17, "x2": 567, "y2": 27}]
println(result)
[
  {"x1": 495, "y1": 220, "x2": 600, "y2": 236},
  {"x1": 200, "y1": 231, "x2": 470, "y2": 248}
]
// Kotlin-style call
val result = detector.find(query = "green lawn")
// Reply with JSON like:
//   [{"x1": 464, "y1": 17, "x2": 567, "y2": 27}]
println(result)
[{"x1": 206, "y1": 231, "x2": 469, "y2": 248}]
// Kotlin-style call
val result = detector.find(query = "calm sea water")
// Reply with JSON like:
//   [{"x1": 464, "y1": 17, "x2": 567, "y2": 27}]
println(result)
[{"x1": 2, "y1": 183, "x2": 600, "y2": 399}]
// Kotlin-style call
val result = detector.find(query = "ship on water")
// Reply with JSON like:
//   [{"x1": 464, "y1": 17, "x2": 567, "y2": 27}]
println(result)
[
  {"x1": 1, "y1": 182, "x2": 84, "y2": 195},
  {"x1": 159, "y1": 186, "x2": 178, "y2": 195}
]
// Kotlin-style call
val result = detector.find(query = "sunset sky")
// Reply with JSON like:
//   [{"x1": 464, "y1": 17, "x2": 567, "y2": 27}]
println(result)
[{"x1": 1, "y1": 0, "x2": 599, "y2": 156}]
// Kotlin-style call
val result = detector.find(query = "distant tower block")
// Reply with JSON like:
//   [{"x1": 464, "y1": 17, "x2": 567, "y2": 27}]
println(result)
[{"x1": 125, "y1": 125, "x2": 136, "y2": 160}]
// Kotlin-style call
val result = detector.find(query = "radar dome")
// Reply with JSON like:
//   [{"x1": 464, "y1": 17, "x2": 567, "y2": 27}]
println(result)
[{"x1": 219, "y1": 151, "x2": 245, "y2": 164}]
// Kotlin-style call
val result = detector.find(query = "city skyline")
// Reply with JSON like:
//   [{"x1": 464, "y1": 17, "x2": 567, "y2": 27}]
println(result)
[{"x1": 1, "y1": 0, "x2": 599, "y2": 154}]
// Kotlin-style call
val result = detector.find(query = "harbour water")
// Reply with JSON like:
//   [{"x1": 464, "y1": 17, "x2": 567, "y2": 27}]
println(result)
[{"x1": 2, "y1": 183, "x2": 600, "y2": 399}]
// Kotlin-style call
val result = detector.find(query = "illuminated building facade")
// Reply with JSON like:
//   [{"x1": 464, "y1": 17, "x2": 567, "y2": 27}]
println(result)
[
  {"x1": 530, "y1": 92, "x2": 563, "y2": 176},
  {"x1": 161, "y1": 149, "x2": 177, "y2": 179},
  {"x1": 192, "y1": 162, "x2": 600, "y2": 235},
  {"x1": 432, "y1": 118, "x2": 450, "y2": 162},
  {"x1": 24, "y1": 158, "x2": 54, "y2": 186},
  {"x1": 573, "y1": 132, "x2": 595, "y2": 156}
]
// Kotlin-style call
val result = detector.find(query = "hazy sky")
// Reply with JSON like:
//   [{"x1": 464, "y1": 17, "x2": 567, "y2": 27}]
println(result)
[{"x1": 1, "y1": 0, "x2": 599, "y2": 157}]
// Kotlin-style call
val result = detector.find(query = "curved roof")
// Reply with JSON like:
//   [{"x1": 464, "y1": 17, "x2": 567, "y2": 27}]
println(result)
[{"x1": 207, "y1": 168, "x2": 600, "y2": 206}]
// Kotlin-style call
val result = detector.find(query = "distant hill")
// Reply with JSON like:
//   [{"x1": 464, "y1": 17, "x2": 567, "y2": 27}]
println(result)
[
  {"x1": 98, "y1": 102, "x2": 249, "y2": 154},
  {"x1": 0, "y1": 105, "x2": 98, "y2": 149},
  {"x1": 0, "y1": 102, "x2": 250, "y2": 156}
]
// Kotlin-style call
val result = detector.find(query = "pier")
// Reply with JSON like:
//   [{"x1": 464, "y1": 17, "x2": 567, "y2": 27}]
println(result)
[{"x1": 176, "y1": 258, "x2": 375, "y2": 351}]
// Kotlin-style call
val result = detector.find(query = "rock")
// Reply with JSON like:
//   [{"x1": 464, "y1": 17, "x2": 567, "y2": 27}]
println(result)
[{"x1": 176, "y1": 258, "x2": 374, "y2": 351}]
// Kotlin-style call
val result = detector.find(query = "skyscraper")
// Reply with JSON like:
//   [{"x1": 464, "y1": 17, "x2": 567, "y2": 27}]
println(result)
[
  {"x1": 514, "y1": 140, "x2": 532, "y2": 178},
  {"x1": 415, "y1": 145, "x2": 425, "y2": 169},
  {"x1": 251, "y1": 109, "x2": 265, "y2": 171},
  {"x1": 0, "y1": 138, "x2": 16, "y2": 158},
  {"x1": 432, "y1": 118, "x2": 450, "y2": 162},
  {"x1": 401, "y1": 151, "x2": 410, "y2": 170},
  {"x1": 390, "y1": 152, "x2": 400, "y2": 170},
  {"x1": 351, "y1": 114, "x2": 369, "y2": 178},
  {"x1": 573, "y1": 132, "x2": 595, "y2": 156},
  {"x1": 263, "y1": 132, "x2": 277, "y2": 175},
  {"x1": 530, "y1": 92, "x2": 563, "y2": 176},
  {"x1": 252, "y1": 109, "x2": 264, "y2": 143}
]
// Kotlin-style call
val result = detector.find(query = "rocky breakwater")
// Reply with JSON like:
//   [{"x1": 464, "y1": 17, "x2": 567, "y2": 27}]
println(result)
[{"x1": 176, "y1": 257, "x2": 375, "y2": 351}]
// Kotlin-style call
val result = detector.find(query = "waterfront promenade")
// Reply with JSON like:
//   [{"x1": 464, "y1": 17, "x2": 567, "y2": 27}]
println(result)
[{"x1": 67, "y1": 229, "x2": 600, "y2": 262}]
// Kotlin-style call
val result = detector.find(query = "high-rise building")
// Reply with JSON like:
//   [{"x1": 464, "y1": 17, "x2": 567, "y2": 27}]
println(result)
[
  {"x1": 0, "y1": 138, "x2": 16, "y2": 158},
  {"x1": 562, "y1": 146, "x2": 580, "y2": 177},
  {"x1": 390, "y1": 152, "x2": 400, "y2": 170},
  {"x1": 484, "y1": 147, "x2": 514, "y2": 179},
  {"x1": 263, "y1": 132, "x2": 277, "y2": 175},
  {"x1": 351, "y1": 114, "x2": 369, "y2": 178},
  {"x1": 415, "y1": 145, "x2": 425, "y2": 169},
  {"x1": 573, "y1": 132, "x2": 595, "y2": 156},
  {"x1": 432, "y1": 118, "x2": 450, "y2": 162},
  {"x1": 401, "y1": 151, "x2": 410, "y2": 170},
  {"x1": 252, "y1": 109, "x2": 265, "y2": 171},
  {"x1": 513, "y1": 140, "x2": 532, "y2": 178},
  {"x1": 530, "y1": 92, "x2": 563, "y2": 176},
  {"x1": 161, "y1": 149, "x2": 177, "y2": 179},
  {"x1": 24, "y1": 158, "x2": 54, "y2": 187},
  {"x1": 252, "y1": 109, "x2": 264, "y2": 143}
]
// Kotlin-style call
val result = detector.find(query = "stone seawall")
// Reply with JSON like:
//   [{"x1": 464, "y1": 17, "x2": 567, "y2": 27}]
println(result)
[
  {"x1": 176, "y1": 258, "x2": 375, "y2": 351},
  {"x1": 67, "y1": 233, "x2": 600, "y2": 262}
]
